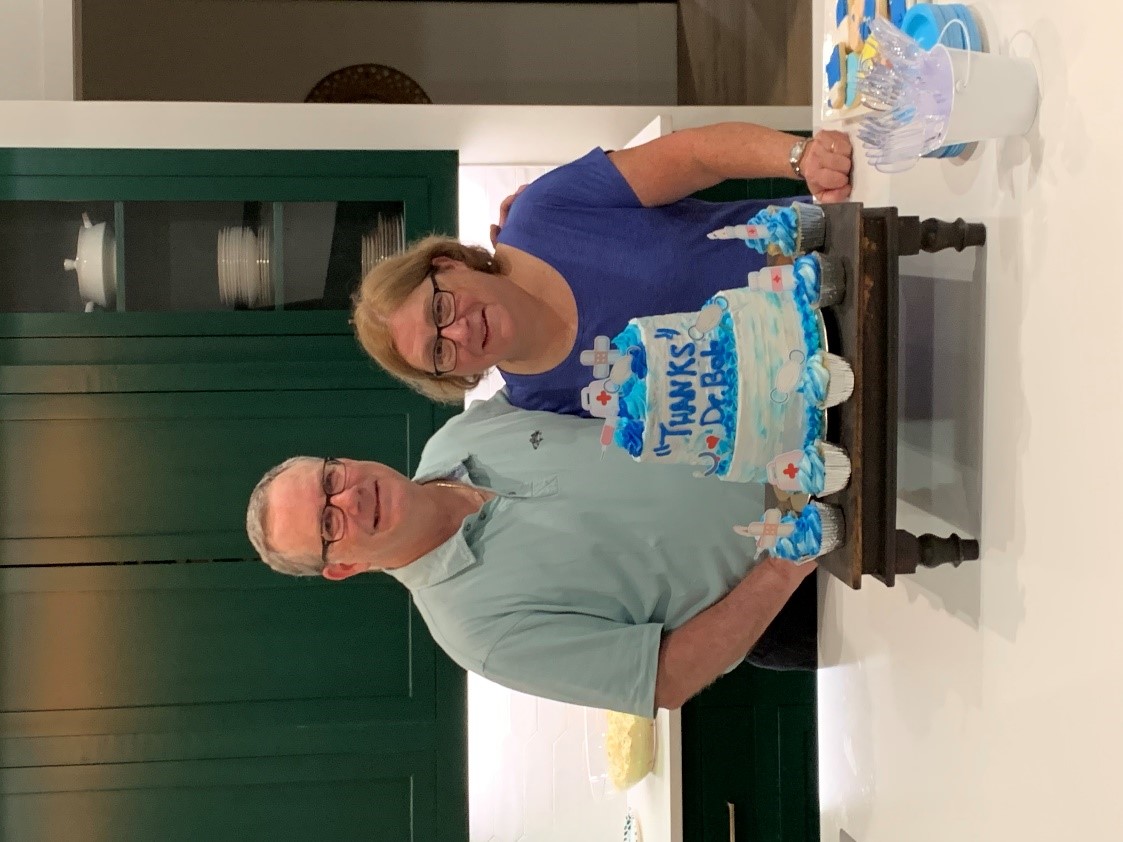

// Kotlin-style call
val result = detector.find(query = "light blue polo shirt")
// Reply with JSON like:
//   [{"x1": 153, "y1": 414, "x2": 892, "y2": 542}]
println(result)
[{"x1": 388, "y1": 391, "x2": 766, "y2": 716}]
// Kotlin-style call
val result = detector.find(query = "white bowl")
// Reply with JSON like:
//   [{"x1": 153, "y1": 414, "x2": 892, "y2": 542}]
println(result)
[{"x1": 63, "y1": 212, "x2": 117, "y2": 310}]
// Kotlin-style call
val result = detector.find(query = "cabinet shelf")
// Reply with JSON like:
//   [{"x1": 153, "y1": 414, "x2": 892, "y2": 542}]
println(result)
[{"x1": 1, "y1": 198, "x2": 405, "y2": 315}]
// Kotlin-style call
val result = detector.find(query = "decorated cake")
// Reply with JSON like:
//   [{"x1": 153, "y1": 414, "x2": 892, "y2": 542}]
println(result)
[
  {"x1": 583, "y1": 256, "x2": 852, "y2": 496},
  {"x1": 580, "y1": 213, "x2": 854, "y2": 559}
]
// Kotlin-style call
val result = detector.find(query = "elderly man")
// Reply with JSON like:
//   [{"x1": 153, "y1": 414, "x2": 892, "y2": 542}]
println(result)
[{"x1": 246, "y1": 392, "x2": 816, "y2": 716}]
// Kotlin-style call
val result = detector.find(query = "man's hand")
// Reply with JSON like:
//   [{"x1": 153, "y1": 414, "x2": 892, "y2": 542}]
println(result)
[
  {"x1": 801, "y1": 129, "x2": 853, "y2": 204},
  {"x1": 653, "y1": 556, "x2": 819, "y2": 711},
  {"x1": 489, "y1": 184, "x2": 529, "y2": 247},
  {"x1": 761, "y1": 554, "x2": 819, "y2": 584}
]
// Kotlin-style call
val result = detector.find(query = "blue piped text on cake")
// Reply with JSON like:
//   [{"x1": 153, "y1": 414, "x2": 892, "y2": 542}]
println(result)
[{"x1": 610, "y1": 305, "x2": 740, "y2": 472}]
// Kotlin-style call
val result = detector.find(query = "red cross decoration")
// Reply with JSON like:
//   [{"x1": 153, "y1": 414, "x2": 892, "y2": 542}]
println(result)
[
  {"x1": 596, "y1": 390, "x2": 612, "y2": 406},
  {"x1": 783, "y1": 462, "x2": 799, "y2": 479}
]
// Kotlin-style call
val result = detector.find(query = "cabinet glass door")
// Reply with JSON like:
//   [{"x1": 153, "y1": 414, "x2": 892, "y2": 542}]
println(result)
[
  {"x1": 0, "y1": 199, "x2": 410, "y2": 314},
  {"x1": 0, "y1": 148, "x2": 454, "y2": 325}
]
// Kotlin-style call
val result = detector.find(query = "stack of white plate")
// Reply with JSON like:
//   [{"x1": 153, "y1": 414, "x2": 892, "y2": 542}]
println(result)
[
  {"x1": 360, "y1": 211, "x2": 405, "y2": 278},
  {"x1": 217, "y1": 226, "x2": 272, "y2": 307}
]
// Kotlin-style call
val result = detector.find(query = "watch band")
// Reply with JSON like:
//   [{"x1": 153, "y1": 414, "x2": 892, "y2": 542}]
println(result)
[{"x1": 789, "y1": 138, "x2": 810, "y2": 178}]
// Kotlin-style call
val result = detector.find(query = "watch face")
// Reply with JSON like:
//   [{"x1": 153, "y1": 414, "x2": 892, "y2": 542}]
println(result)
[{"x1": 790, "y1": 140, "x2": 808, "y2": 175}]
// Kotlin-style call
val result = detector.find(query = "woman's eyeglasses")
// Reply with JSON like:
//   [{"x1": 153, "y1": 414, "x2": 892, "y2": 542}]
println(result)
[{"x1": 429, "y1": 269, "x2": 457, "y2": 376}]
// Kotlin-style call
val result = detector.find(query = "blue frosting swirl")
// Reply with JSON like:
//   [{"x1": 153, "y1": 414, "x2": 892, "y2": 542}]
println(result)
[
  {"x1": 792, "y1": 253, "x2": 822, "y2": 305},
  {"x1": 804, "y1": 402, "x2": 825, "y2": 447},
  {"x1": 772, "y1": 503, "x2": 824, "y2": 561},
  {"x1": 790, "y1": 264, "x2": 828, "y2": 449},
  {"x1": 797, "y1": 296, "x2": 823, "y2": 359},
  {"x1": 610, "y1": 325, "x2": 648, "y2": 457},
  {"x1": 704, "y1": 305, "x2": 740, "y2": 477},
  {"x1": 794, "y1": 442, "x2": 827, "y2": 494},
  {"x1": 798, "y1": 353, "x2": 830, "y2": 406},
  {"x1": 742, "y1": 205, "x2": 798, "y2": 256}
]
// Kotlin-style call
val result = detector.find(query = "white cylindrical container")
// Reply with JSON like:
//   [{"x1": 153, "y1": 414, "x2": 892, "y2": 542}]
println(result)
[{"x1": 939, "y1": 46, "x2": 1040, "y2": 145}]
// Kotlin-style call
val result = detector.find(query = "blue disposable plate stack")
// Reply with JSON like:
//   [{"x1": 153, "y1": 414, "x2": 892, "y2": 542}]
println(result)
[{"x1": 901, "y1": 3, "x2": 984, "y2": 158}]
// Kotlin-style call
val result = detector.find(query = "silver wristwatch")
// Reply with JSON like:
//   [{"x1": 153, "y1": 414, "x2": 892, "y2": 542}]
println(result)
[{"x1": 788, "y1": 137, "x2": 810, "y2": 178}]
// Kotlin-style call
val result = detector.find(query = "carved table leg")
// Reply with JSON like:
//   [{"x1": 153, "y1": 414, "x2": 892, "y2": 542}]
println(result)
[
  {"x1": 896, "y1": 216, "x2": 987, "y2": 254},
  {"x1": 895, "y1": 529, "x2": 980, "y2": 574}
]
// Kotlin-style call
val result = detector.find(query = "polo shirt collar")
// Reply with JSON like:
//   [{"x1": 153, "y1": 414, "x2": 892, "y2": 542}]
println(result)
[
  {"x1": 391, "y1": 458, "x2": 552, "y2": 591},
  {"x1": 387, "y1": 524, "x2": 478, "y2": 590}
]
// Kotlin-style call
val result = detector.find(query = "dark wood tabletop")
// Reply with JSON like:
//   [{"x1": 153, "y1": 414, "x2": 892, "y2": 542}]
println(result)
[{"x1": 801, "y1": 202, "x2": 983, "y2": 588}]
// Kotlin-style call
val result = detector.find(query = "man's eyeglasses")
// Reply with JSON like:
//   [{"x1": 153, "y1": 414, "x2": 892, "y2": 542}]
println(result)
[
  {"x1": 429, "y1": 269, "x2": 457, "y2": 377},
  {"x1": 320, "y1": 457, "x2": 347, "y2": 564}
]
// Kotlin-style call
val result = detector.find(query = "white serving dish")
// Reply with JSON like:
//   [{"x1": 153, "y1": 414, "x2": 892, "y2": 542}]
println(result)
[{"x1": 63, "y1": 212, "x2": 117, "y2": 311}]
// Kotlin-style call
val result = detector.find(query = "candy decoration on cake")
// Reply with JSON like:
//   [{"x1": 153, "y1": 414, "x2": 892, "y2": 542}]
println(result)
[
  {"x1": 708, "y1": 202, "x2": 826, "y2": 258},
  {"x1": 579, "y1": 334, "x2": 624, "y2": 378},
  {"x1": 734, "y1": 502, "x2": 845, "y2": 563},
  {"x1": 767, "y1": 442, "x2": 852, "y2": 497}
]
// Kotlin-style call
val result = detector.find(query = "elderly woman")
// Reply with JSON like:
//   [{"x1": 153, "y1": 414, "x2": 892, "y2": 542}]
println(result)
[{"x1": 353, "y1": 122, "x2": 852, "y2": 414}]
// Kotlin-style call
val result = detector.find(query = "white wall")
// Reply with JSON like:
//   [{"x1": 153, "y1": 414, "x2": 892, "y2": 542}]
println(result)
[
  {"x1": 0, "y1": 101, "x2": 812, "y2": 164},
  {"x1": 0, "y1": 0, "x2": 76, "y2": 100},
  {"x1": 79, "y1": 0, "x2": 676, "y2": 105},
  {"x1": 468, "y1": 675, "x2": 629, "y2": 842}
]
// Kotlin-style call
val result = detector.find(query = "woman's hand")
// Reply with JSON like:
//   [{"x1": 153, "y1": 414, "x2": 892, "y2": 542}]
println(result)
[
  {"x1": 489, "y1": 183, "x2": 529, "y2": 247},
  {"x1": 800, "y1": 130, "x2": 853, "y2": 204}
]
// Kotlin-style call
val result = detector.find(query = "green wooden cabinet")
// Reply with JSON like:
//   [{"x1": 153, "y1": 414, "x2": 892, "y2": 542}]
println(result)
[
  {"x1": 0, "y1": 148, "x2": 466, "y2": 841},
  {"x1": 0, "y1": 148, "x2": 458, "y2": 564},
  {"x1": 681, "y1": 665, "x2": 818, "y2": 842}
]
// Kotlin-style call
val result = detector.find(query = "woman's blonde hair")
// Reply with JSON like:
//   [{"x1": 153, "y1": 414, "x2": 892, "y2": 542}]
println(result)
[{"x1": 352, "y1": 235, "x2": 501, "y2": 404}]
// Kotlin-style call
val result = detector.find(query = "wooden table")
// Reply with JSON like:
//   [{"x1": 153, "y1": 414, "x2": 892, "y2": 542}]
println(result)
[{"x1": 802, "y1": 203, "x2": 984, "y2": 588}]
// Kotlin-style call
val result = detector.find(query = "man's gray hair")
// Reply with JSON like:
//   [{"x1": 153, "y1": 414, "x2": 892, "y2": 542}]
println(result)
[{"x1": 246, "y1": 455, "x2": 326, "y2": 577}]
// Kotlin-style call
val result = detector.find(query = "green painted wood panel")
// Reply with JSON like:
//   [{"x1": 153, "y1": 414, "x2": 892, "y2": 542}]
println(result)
[
  {"x1": 0, "y1": 310, "x2": 363, "y2": 338},
  {"x1": 0, "y1": 387, "x2": 434, "y2": 564},
  {"x1": 681, "y1": 663, "x2": 818, "y2": 842},
  {"x1": 0, "y1": 565, "x2": 422, "y2": 723},
  {"x1": 0, "y1": 556, "x2": 463, "y2": 842},
  {"x1": 1, "y1": 752, "x2": 429, "y2": 842},
  {"x1": 0, "y1": 563, "x2": 450, "y2": 746},
  {"x1": 0, "y1": 149, "x2": 458, "y2": 182}
]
